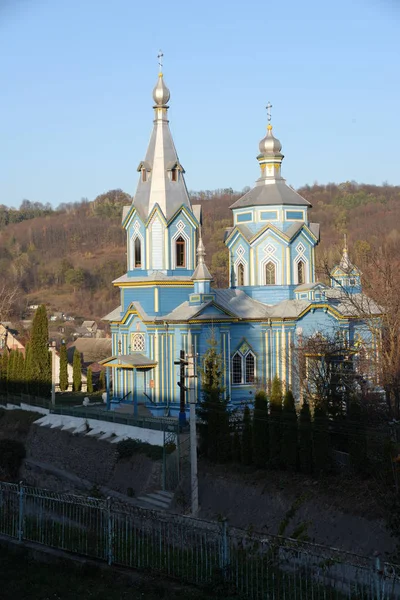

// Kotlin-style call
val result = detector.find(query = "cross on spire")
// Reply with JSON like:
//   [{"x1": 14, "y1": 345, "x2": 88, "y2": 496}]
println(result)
[
  {"x1": 158, "y1": 50, "x2": 164, "y2": 73},
  {"x1": 266, "y1": 101, "x2": 273, "y2": 123}
]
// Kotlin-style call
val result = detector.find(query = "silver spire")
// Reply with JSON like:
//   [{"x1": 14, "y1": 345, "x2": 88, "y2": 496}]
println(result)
[{"x1": 192, "y1": 232, "x2": 212, "y2": 281}]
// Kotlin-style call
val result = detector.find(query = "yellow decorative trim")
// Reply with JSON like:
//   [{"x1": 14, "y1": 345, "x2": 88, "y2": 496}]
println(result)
[
  {"x1": 114, "y1": 281, "x2": 193, "y2": 288},
  {"x1": 154, "y1": 287, "x2": 159, "y2": 312}
]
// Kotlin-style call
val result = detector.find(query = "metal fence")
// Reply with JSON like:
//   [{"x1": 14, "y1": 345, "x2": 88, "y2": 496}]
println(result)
[{"x1": 0, "y1": 482, "x2": 398, "y2": 598}]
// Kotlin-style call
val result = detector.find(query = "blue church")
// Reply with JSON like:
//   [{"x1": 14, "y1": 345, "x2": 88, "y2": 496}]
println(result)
[{"x1": 102, "y1": 70, "x2": 376, "y2": 416}]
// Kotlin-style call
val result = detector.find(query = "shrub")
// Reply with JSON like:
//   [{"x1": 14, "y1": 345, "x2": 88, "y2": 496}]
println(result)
[{"x1": 0, "y1": 439, "x2": 26, "y2": 480}]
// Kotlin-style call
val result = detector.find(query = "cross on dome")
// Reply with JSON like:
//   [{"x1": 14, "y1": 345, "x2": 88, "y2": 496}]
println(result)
[
  {"x1": 266, "y1": 101, "x2": 272, "y2": 126},
  {"x1": 157, "y1": 49, "x2": 163, "y2": 74}
]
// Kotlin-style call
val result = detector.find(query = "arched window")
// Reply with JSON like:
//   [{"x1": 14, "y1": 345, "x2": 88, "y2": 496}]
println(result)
[
  {"x1": 297, "y1": 260, "x2": 305, "y2": 284},
  {"x1": 245, "y1": 353, "x2": 255, "y2": 383},
  {"x1": 131, "y1": 333, "x2": 145, "y2": 352},
  {"x1": 237, "y1": 263, "x2": 245, "y2": 286},
  {"x1": 265, "y1": 261, "x2": 276, "y2": 285},
  {"x1": 231, "y1": 349, "x2": 256, "y2": 385},
  {"x1": 134, "y1": 237, "x2": 142, "y2": 268},
  {"x1": 232, "y1": 353, "x2": 242, "y2": 385},
  {"x1": 176, "y1": 236, "x2": 186, "y2": 268}
]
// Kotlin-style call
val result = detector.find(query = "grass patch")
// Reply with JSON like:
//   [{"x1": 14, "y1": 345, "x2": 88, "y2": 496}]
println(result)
[
  {"x1": 116, "y1": 438, "x2": 166, "y2": 461},
  {"x1": 56, "y1": 391, "x2": 104, "y2": 406},
  {"x1": 0, "y1": 408, "x2": 40, "y2": 437}
]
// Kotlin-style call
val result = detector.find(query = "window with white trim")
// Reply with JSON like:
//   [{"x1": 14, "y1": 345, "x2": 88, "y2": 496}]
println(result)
[
  {"x1": 134, "y1": 237, "x2": 142, "y2": 268},
  {"x1": 237, "y1": 263, "x2": 245, "y2": 286},
  {"x1": 131, "y1": 333, "x2": 145, "y2": 352},
  {"x1": 231, "y1": 349, "x2": 256, "y2": 385},
  {"x1": 176, "y1": 236, "x2": 186, "y2": 267},
  {"x1": 265, "y1": 261, "x2": 276, "y2": 285},
  {"x1": 297, "y1": 260, "x2": 305, "y2": 285}
]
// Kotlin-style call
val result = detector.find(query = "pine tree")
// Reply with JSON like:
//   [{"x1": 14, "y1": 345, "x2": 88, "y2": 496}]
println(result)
[
  {"x1": 241, "y1": 405, "x2": 253, "y2": 466},
  {"x1": 313, "y1": 404, "x2": 331, "y2": 476},
  {"x1": 269, "y1": 376, "x2": 283, "y2": 468},
  {"x1": 281, "y1": 389, "x2": 298, "y2": 470},
  {"x1": 253, "y1": 389, "x2": 269, "y2": 468},
  {"x1": 24, "y1": 342, "x2": 32, "y2": 394},
  {"x1": 197, "y1": 333, "x2": 231, "y2": 463},
  {"x1": 72, "y1": 349, "x2": 82, "y2": 392},
  {"x1": 1, "y1": 351, "x2": 9, "y2": 395},
  {"x1": 30, "y1": 305, "x2": 51, "y2": 397},
  {"x1": 59, "y1": 343, "x2": 68, "y2": 392},
  {"x1": 298, "y1": 400, "x2": 313, "y2": 474},
  {"x1": 99, "y1": 369, "x2": 106, "y2": 391},
  {"x1": 87, "y1": 367, "x2": 93, "y2": 394}
]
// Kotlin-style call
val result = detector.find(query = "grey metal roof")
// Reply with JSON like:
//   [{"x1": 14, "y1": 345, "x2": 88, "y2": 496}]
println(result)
[
  {"x1": 226, "y1": 221, "x2": 319, "y2": 244},
  {"x1": 100, "y1": 353, "x2": 157, "y2": 368},
  {"x1": 131, "y1": 98, "x2": 192, "y2": 221},
  {"x1": 102, "y1": 305, "x2": 122, "y2": 321},
  {"x1": 295, "y1": 282, "x2": 327, "y2": 292},
  {"x1": 230, "y1": 180, "x2": 311, "y2": 210},
  {"x1": 192, "y1": 204, "x2": 202, "y2": 225},
  {"x1": 214, "y1": 289, "x2": 270, "y2": 319},
  {"x1": 269, "y1": 299, "x2": 311, "y2": 318},
  {"x1": 159, "y1": 301, "x2": 211, "y2": 322}
]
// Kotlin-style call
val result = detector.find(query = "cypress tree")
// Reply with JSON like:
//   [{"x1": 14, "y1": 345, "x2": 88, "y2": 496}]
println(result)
[
  {"x1": 1, "y1": 351, "x2": 9, "y2": 395},
  {"x1": 241, "y1": 405, "x2": 253, "y2": 466},
  {"x1": 232, "y1": 429, "x2": 241, "y2": 463},
  {"x1": 7, "y1": 350, "x2": 16, "y2": 395},
  {"x1": 87, "y1": 366, "x2": 93, "y2": 393},
  {"x1": 253, "y1": 389, "x2": 269, "y2": 468},
  {"x1": 313, "y1": 404, "x2": 331, "y2": 476},
  {"x1": 72, "y1": 349, "x2": 82, "y2": 392},
  {"x1": 299, "y1": 400, "x2": 313, "y2": 474},
  {"x1": 269, "y1": 376, "x2": 283, "y2": 468},
  {"x1": 24, "y1": 342, "x2": 32, "y2": 394},
  {"x1": 99, "y1": 369, "x2": 106, "y2": 391},
  {"x1": 281, "y1": 389, "x2": 298, "y2": 470},
  {"x1": 30, "y1": 305, "x2": 51, "y2": 397},
  {"x1": 197, "y1": 333, "x2": 231, "y2": 463},
  {"x1": 59, "y1": 343, "x2": 68, "y2": 392},
  {"x1": 16, "y1": 351, "x2": 25, "y2": 395}
]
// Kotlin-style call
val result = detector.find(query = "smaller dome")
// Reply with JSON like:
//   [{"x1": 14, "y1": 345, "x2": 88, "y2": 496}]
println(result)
[
  {"x1": 259, "y1": 125, "x2": 282, "y2": 155},
  {"x1": 153, "y1": 73, "x2": 170, "y2": 106}
]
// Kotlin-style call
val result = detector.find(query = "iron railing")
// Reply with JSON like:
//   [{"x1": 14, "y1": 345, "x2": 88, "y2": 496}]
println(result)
[{"x1": 0, "y1": 482, "x2": 398, "y2": 598}]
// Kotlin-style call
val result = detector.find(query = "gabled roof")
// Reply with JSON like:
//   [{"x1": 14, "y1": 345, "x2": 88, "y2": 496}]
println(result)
[
  {"x1": 225, "y1": 221, "x2": 319, "y2": 246},
  {"x1": 100, "y1": 353, "x2": 157, "y2": 369},
  {"x1": 230, "y1": 180, "x2": 311, "y2": 210},
  {"x1": 295, "y1": 282, "x2": 327, "y2": 292},
  {"x1": 103, "y1": 305, "x2": 122, "y2": 321}
]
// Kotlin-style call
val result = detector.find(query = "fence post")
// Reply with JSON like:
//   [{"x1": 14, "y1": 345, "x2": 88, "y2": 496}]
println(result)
[
  {"x1": 18, "y1": 482, "x2": 24, "y2": 542},
  {"x1": 371, "y1": 553, "x2": 383, "y2": 600},
  {"x1": 220, "y1": 518, "x2": 229, "y2": 577},
  {"x1": 106, "y1": 497, "x2": 113, "y2": 566}
]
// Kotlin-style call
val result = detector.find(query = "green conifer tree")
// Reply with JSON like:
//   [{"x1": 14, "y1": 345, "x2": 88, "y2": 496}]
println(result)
[
  {"x1": 253, "y1": 389, "x2": 269, "y2": 468},
  {"x1": 72, "y1": 349, "x2": 82, "y2": 392},
  {"x1": 298, "y1": 400, "x2": 313, "y2": 474},
  {"x1": 24, "y1": 342, "x2": 32, "y2": 394},
  {"x1": 87, "y1": 366, "x2": 93, "y2": 394},
  {"x1": 1, "y1": 351, "x2": 9, "y2": 395},
  {"x1": 7, "y1": 350, "x2": 16, "y2": 395},
  {"x1": 241, "y1": 405, "x2": 253, "y2": 465},
  {"x1": 30, "y1": 305, "x2": 51, "y2": 397},
  {"x1": 281, "y1": 389, "x2": 298, "y2": 470},
  {"x1": 99, "y1": 369, "x2": 106, "y2": 391},
  {"x1": 197, "y1": 333, "x2": 231, "y2": 463},
  {"x1": 313, "y1": 404, "x2": 331, "y2": 476},
  {"x1": 16, "y1": 351, "x2": 25, "y2": 395},
  {"x1": 59, "y1": 343, "x2": 68, "y2": 392},
  {"x1": 269, "y1": 376, "x2": 283, "y2": 468}
]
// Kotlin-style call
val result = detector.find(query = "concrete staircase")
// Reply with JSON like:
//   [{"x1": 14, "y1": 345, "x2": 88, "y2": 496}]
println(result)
[{"x1": 135, "y1": 490, "x2": 174, "y2": 511}]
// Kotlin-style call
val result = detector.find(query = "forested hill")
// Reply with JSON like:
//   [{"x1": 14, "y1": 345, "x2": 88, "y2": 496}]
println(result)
[{"x1": 1, "y1": 183, "x2": 399, "y2": 320}]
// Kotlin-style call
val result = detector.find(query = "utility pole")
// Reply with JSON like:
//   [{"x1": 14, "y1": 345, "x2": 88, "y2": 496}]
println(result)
[
  {"x1": 187, "y1": 335, "x2": 199, "y2": 516},
  {"x1": 50, "y1": 341, "x2": 56, "y2": 406},
  {"x1": 175, "y1": 350, "x2": 188, "y2": 428}
]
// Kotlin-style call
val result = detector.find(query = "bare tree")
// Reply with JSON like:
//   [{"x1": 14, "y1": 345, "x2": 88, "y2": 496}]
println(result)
[{"x1": 0, "y1": 283, "x2": 20, "y2": 323}]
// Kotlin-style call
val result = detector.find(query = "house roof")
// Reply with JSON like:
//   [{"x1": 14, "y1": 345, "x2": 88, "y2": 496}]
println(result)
[{"x1": 67, "y1": 338, "x2": 112, "y2": 364}]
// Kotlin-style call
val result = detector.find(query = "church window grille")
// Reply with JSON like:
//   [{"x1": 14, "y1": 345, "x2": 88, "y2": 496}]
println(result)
[
  {"x1": 297, "y1": 260, "x2": 305, "y2": 285},
  {"x1": 349, "y1": 278, "x2": 356, "y2": 286},
  {"x1": 131, "y1": 333, "x2": 145, "y2": 352},
  {"x1": 134, "y1": 237, "x2": 142, "y2": 268},
  {"x1": 231, "y1": 349, "x2": 256, "y2": 385},
  {"x1": 237, "y1": 263, "x2": 245, "y2": 286},
  {"x1": 265, "y1": 261, "x2": 276, "y2": 285},
  {"x1": 232, "y1": 353, "x2": 242, "y2": 385},
  {"x1": 176, "y1": 236, "x2": 186, "y2": 267},
  {"x1": 245, "y1": 352, "x2": 255, "y2": 383}
]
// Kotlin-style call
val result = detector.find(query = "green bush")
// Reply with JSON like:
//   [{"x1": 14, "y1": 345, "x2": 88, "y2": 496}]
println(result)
[{"x1": 116, "y1": 438, "x2": 165, "y2": 461}]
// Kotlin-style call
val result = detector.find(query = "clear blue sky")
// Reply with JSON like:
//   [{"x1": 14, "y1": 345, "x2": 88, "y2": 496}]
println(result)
[{"x1": 0, "y1": 0, "x2": 399, "y2": 208}]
